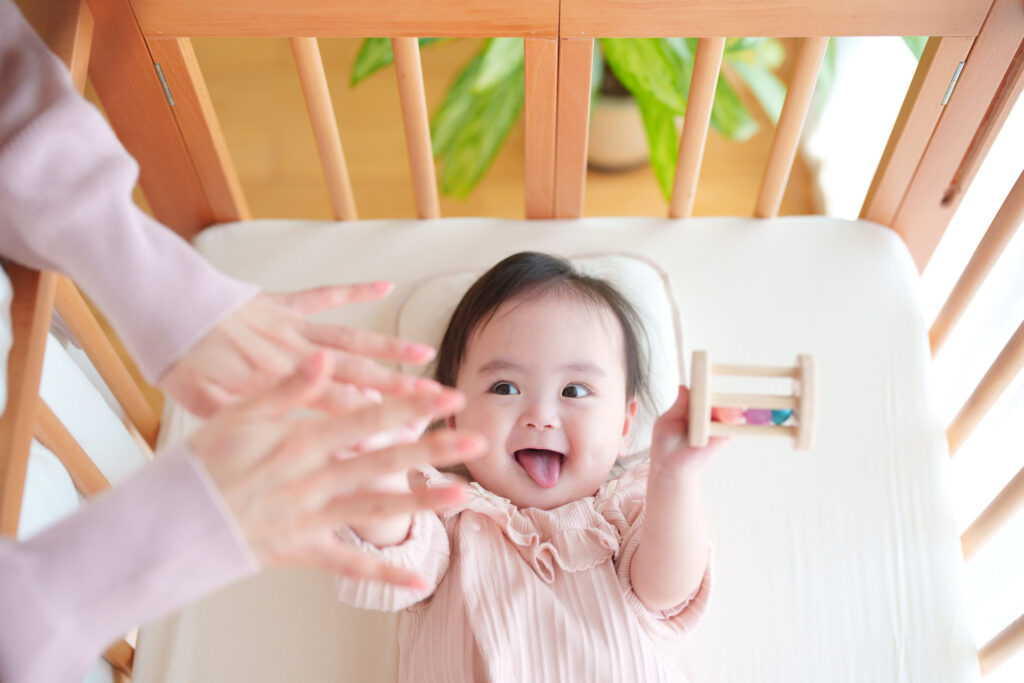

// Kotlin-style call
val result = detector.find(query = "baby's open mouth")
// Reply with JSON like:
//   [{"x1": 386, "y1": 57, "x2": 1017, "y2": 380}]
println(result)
[{"x1": 514, "y1": 449, "x2": 564, "y2": 488}]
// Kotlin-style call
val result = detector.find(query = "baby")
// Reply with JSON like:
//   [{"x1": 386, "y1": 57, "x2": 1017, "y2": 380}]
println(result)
[{"x1": 336, "y1": 251, "x2": 726, "y2": 682}]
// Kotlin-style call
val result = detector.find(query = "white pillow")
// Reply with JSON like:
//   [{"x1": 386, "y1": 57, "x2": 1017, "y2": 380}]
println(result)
[{"x1": 393, "y1": 252, "x2": 685, "y2": 455}]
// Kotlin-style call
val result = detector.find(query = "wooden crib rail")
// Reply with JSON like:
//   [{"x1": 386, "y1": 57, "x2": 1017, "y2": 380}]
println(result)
[{"x1": 559, "y1": 0, "x2": 990, "y2": 38}]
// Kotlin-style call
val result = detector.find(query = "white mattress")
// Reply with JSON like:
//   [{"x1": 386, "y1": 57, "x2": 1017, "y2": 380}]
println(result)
[{"x1": 134, "y1": 216, "x2": 979, "y2": 682}]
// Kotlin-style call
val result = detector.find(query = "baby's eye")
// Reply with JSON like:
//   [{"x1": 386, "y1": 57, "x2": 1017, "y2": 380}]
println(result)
[
  {"x1": 490, "y1": 381, "x2": 520, "y2": 396},
  {"x1": 562, "y1": 384, "x2": 591, "y2": 398}
]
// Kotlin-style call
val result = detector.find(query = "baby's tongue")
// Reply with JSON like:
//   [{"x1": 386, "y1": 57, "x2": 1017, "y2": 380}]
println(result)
[{"x1": 515, "y1": 449, "x2": 562, "y2": 488}]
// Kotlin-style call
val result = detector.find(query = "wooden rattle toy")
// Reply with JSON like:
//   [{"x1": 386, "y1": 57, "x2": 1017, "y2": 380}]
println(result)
[{"x1": 688, "y1": 350, "x2": 816, "y2": 450}]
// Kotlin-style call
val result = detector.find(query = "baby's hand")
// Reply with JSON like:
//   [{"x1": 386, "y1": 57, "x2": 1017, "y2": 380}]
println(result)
[
  {"x1": 339, "y1": 414, "x2": 433, "y2": 494},
  {"x1": 649, "y1": 385, "x2": 728, "y2": 476}
]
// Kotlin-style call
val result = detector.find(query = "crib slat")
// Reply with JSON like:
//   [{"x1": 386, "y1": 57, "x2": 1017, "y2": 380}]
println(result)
[
  {"x1": 290, "y1": 37, "x2": 358, "y2": 221},
  {"x1": 554, "y1": 38, "x2": 594, "y2": 218},
  {"x1": 146, "y1": 37, "x2": 252, "y2": 223},
  {"x1": 861, "y1": 37, "x2": 974, "y2": 226},
  {"x1": 525, "y1": 38, "x2": 558, "y2": 219},
  {"x1": 44, "y1": 0, "x2": 94, "y2": 94},
  {"x1": 35, "y1": 401, "x2": 111, "y2": 497},
  {"x1": 891, "y1": 0, "x2": 1024, "y2": 271},
  {"x1": 391, "y1": 38, "x2": 441, "y2": 219},
  {"x1": 947, "y1": 318, "x2": 1024, "y2": 455},
  {"x1": 53, "y1": 277, "x2": 160, "y2": 448},
  {"x1": 961, "y1": 463, "x2": 1024, "y2": 561},
  {"x1": 670, "y1": 37, "x2": 725, "y2": 219},
  {"x1": 979, "y1": 613, "x2": 1024, "y2": 676},
  {"x1": 754, "y1": 36, "x2": 828, "y2": 218},
  {"x1": 930, "y1": 168, "x2": 1024, "y2": 355},
  {"x1": 103, "y1": 638, "x2": 135, "y2": 676},
  {"x1": 0, "y1": 268, "x2": 56, "y2": 536}
]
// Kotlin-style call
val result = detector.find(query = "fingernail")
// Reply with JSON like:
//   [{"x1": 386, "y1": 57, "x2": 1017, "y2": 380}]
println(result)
[
  {"x1": 404, "y1": 574, "x2": 429, "y2": 591},
  {"x1": 415, "y1": 378, "x2": 443, "y2": 393},
  {"x1": 360, "y1": 387, "x2": 383, "y2": 403},
  {"x1": 431, "y1": 390, "x2": 462, "y2": 411},
  {"x1": 436, "y1": 486, "x2": 466, "y2": 504},
  {"x1": 456, "y1": 434, "x2": 486, "y2": 453},
  {"x1": 407, "y1": 343, "x2": 436, "y2": 361},
  {"x1": 371, "y1": 281, "x2": 393, "y2": 294},
  {"x1": 301, "y1": 352, "x2": 324, "y2": 378}
]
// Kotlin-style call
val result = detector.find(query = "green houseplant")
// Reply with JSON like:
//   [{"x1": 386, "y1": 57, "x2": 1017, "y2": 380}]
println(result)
[{"x1": 351, "y1": 37, "x2": 788, "y2": 202}]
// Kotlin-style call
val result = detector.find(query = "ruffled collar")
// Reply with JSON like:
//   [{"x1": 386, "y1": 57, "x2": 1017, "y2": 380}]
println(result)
[{"x1": 419, "y1": 468, "x2": 623, "y2": 583}]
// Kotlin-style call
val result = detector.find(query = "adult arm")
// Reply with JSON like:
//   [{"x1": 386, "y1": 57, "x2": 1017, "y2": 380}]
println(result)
[
  {"x1": 0, "y1": 443, "x2": 259, "y2": 683},
  {"x1": 0, "y1": 0, "x2": 258, "y2": 383}
]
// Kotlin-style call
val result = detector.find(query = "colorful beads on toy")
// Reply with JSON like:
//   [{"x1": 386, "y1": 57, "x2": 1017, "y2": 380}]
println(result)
[
  {"x1": 711, "y1": 406, "x2": 745, "y2": 424},
  {"x1": 744, "y1": 408, "x2": 773, "y2": 425},
  {"x1": 771, "y1": 409, "x2": 794, "y2": 425}
]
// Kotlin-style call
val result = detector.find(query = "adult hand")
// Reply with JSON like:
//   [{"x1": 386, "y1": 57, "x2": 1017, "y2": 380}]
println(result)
[
  {"x1": 189, "y1": 350, "x2": 487, "y2": 587},
  {"x1": 162, "y1": 283, "x2": 440, "y2": 417}
]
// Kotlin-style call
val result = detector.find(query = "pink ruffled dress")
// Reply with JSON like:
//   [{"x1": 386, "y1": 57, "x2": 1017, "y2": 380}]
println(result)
[{"x1": 336, "y1": 462, "x2": 712, "y2": 682}]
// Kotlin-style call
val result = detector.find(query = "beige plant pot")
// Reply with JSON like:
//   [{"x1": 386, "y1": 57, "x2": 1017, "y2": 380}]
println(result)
[{"x1": 587, "y1": 94, "x2": 650, "y2": 171}]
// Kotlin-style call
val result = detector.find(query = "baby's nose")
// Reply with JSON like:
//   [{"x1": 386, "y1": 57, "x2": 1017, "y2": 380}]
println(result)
[{"x1": 521, "y1": 403, "x2": 559, "y2": 430}]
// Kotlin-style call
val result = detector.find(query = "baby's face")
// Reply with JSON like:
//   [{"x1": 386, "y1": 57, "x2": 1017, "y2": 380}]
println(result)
[{"x1": 452, "y1": 293, "x2": 636, "y2": 510}]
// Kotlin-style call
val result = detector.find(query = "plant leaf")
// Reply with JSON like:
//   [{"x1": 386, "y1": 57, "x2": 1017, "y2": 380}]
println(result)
[
  {"x1": 710, "y1": 75, "x2": 759, "y2": 141},
  {"x1": 437, "y1": 61, "x2": 525, "y2": 198},
  {"x1": 730, "y1": 60, "x2": 787, "y2": 124},
  {"x1": 634, "y1": 92, "x2": 679, "y2": 201},
  {"x1": 600, "y1": 38, "x2": 690, "y2": 115},
  {"x1": 474, "y1": 37, "x2": 524, "y2": 91},
  {"x1": 902, "y1": 36, "x2": 927, "y2": 60},
  {"x1": 350, "y1": 37, "x2": 445, "y2": 87},
  {"x1": 430, "y1": 44, "x2": 489, "y2": 159}
]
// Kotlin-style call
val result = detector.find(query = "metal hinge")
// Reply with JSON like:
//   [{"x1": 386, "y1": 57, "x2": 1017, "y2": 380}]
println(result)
[
  {"x1": 154, "y1": 63, "x2": 175, "y2": 107},
  {"x1": 942, "y1": 61, "x2": 965, "y2": 106}
]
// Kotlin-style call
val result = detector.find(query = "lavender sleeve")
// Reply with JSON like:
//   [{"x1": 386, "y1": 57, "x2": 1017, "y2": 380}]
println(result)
[
  {"x1": 0, "y1": 443, "x2": 260, "y2": 682},
  {"x1": 0, "y1": 0, "x2": 258, "y2": 383},
  {"x1": 0, "y1": 3, "x2": 261, "y2": 680}
]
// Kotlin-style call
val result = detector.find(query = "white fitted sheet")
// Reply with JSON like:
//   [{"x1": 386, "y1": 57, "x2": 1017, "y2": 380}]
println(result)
[{"x1": 134, "y1": 216, "x2": 978, "y2": 682}]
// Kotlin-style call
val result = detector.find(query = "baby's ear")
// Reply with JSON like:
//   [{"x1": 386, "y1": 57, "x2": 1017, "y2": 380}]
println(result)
[{"x1": 620, "y1": 397, "x2": 639, "y2": 445}]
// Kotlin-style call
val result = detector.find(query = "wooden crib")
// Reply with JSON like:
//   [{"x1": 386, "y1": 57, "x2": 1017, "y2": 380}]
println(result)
[{"x1": 1, "y1": 0, "x2": 1022, "y2": 679}]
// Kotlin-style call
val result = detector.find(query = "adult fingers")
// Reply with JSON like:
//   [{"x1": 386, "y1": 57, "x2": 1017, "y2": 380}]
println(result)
[
  {"x1": 278, "y1": 282, "x2": 394, "y2": 316},
  {"x1": 242, "y1": 351, "x2": 335, "y2": 419},
  {"x1": 331, "y1": 353, "x2": 442, "y2": 395},
  {"x1": 304, "y1": 390, "x2": 465, "y2": 455},
  {"x1": 282, "y1": 430, "x2": 486, "y2": 507},
  {"x1": 265, "y1": 539, "x2": 427, "y2": 589},
  {"x1": 306, "y1": 382, "x2": 380, "y2": 413},
  {"x1": 303, "y1": 321, "x2": 436, "y2": 365}
]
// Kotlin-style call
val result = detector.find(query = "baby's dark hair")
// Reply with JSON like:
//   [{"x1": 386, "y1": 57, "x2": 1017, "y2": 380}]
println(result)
[{"x1": 434, "y1": 252, "x2": 651, "y2": 409}]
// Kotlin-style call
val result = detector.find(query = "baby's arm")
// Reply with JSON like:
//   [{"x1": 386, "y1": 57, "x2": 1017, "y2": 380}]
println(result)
[{"x1": 630, "y1": 386, "x2": 724, "y2": 612}]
